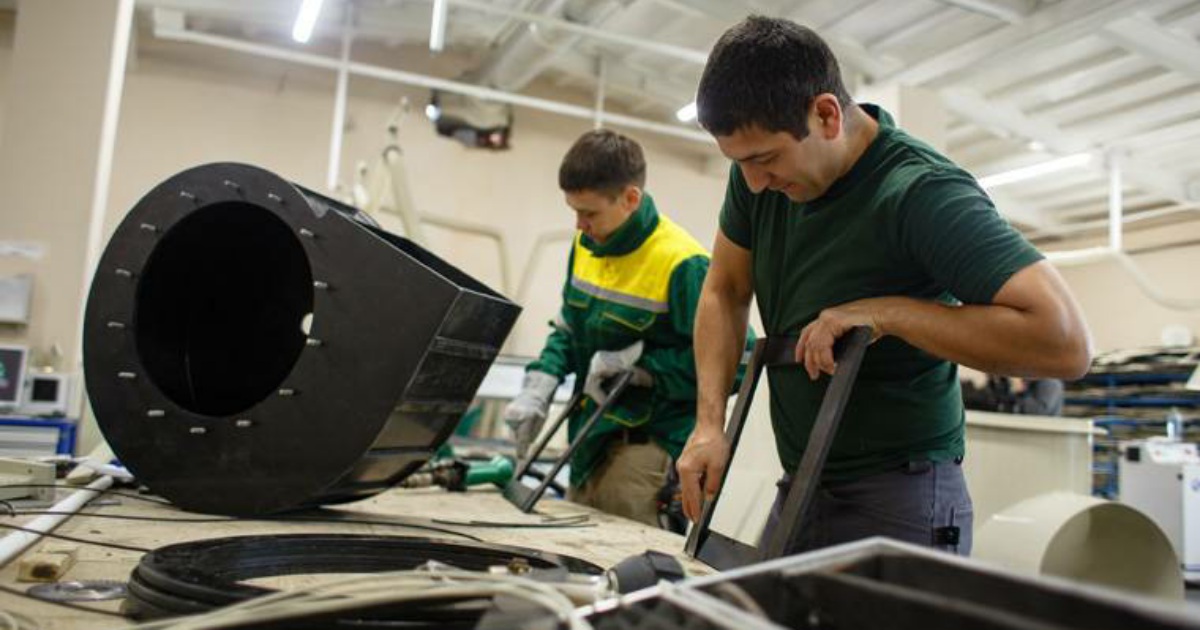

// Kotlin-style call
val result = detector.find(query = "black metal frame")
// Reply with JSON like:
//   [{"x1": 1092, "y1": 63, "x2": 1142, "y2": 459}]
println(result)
[
  {"x1": 502, "y1": 371, "x2": 633, "y2": 513},
  {"x1": 685, "y1": 327, "x2": 872, "y2": 569}
]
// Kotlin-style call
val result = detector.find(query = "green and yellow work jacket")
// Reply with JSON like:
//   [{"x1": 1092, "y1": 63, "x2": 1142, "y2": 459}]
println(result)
[{"x1": 527, "y1": 194, "x2": 710, "y2": 486}]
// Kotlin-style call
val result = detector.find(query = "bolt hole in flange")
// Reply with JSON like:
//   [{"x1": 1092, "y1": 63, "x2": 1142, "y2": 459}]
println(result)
[{"x1": 135, "y1": 202, "x2": 313, "y2": 417}]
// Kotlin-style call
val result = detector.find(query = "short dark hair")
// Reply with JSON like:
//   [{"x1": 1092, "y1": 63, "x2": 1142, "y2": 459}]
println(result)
[
  {"x1": 696, "y1": 16, "x2": 853, "y2": 139},
  {"x1": 558, "y1": 129, "x2": 646, "y2": 197}
]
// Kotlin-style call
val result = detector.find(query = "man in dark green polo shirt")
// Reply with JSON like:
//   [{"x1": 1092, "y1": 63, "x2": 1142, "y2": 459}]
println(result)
[{"x1": 676, "y1": 16, "x2": 1092, "y2": 554}]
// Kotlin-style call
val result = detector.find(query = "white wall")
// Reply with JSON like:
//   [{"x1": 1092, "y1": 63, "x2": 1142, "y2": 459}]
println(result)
[
  {"x1": 1057, "y1": 243, "x2": 1200, "y2": 351},
  {"x1": 1046, "y1": 217, "x2": 1200, "y2": 352}
]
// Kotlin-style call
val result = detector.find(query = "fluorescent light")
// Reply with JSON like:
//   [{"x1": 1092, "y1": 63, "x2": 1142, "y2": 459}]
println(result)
[
  {"x1": 430, "y1": 0, "x2": 448, "y2": 52},
  {"x1": 977, "y1": 152, "x2": 1093, "y2": 189},
  {"x1": 291, "y1": 0, "x2": 324, "y2": 43},
  {"x1": 675, "y1": 101, "x2": 697, "y2": 123}
]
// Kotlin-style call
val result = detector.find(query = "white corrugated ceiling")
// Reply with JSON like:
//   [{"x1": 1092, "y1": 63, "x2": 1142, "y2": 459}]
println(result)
[{"x1": 133, "y1": 0, "x2": 1200, "y2": 249}]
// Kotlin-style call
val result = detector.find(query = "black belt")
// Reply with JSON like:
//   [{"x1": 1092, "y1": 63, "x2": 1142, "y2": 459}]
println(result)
[
  {"x1": 902, "y1": 456, "x2": 964, "y2": 475},
  {"x1": 614, "y1": 429, "x2": 651, "y2": 445},
  {"x1": 778, "y1": 456, "x2": 966, "y2": 487}
]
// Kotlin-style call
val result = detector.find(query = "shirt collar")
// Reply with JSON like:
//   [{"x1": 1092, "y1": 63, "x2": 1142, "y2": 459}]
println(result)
[{"x1": 580, "y1": 192, "x2": 659, "y2": 257}]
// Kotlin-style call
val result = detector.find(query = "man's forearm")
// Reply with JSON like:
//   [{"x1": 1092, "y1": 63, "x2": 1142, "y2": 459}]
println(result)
[
  {"x1": 694, "y1": 289, "x2": 751, "y2": 430},
  {"x1": 877, "y1": 297, "x2": 1090, "y2": 379}
]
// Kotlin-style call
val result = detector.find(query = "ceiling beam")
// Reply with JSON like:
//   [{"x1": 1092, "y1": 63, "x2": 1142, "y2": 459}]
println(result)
[
  {"x1": 940, "y1": 87, "x2": 1088, "y2": 152},
  {"x1": 1102, "y1": 13, "x2": 1200, "y2": 84},
  {"x1": 548, "y1": 47, "x2": 693, "y2": 110},
  {"x1": 987, "y1": 188, "x2": 1052, "y2": 229},
  {"x1": 933, "y1": 0, "x2": 1037, "y2": 24},
  {"x1": 661, "y1": 0, "x2": 902, "y2": 80},
  {"x1": 1065, "y1": 89, "x2": 1200, "y2": 145},
  {"x1": 1030, "y1": 72, "x2": 1188, "y2": 122},
  {"x1": 877, "y1": 0, "x2": 1141, "y2": 87},
  {"x1": 1110, "y1": 117, "x2": 1200, "y2": 153},
  {"x1": 939, "y1": 86, "x2": 1199, "y2": 207},
  {"x1": 987, "y1": 48, "x2": 1138, "y2": 104},
  {"x1": 442, "y1": 0, "x2": 709, "y2": 64},
  {"x1": 866, "y1": 6, "x2": 957, "y2": 53}
]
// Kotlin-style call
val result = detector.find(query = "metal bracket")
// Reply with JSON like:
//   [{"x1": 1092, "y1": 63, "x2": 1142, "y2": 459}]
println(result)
[{"x1": 686, "y1": 326, "x2": 872, "y2": 568}]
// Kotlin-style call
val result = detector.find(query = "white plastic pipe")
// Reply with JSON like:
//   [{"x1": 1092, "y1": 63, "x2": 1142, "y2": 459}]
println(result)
[
  {"x1": 379, "y1": 142, "x2": 513, "y2": 293},
  {"x1": 326, "y1": 14, "x2": 354, "y2": 192},
  {"x1": 592, "y1": 56, "x2": 607, "y2": 130},
  {"x1": 1043, "y1": 150, "x2": 1200, "y2": 311},
  {"x1": 0, "y1": 476, "x2": 113, "y2": 568},
  {"x1": 974, "y1": 492, "x2": 1183, "y2": 601},
  {"x1": 1108, "y1": 151, "x2": 1123, "y2": 252}
]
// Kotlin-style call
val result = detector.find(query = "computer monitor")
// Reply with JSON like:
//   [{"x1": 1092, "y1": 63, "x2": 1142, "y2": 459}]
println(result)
[
  {"x1": 20, "y1": 372, "x2": 73, "y2": 417},
  {"x1": 0, "y1": 345, "x2": 28, "y2": 411}
]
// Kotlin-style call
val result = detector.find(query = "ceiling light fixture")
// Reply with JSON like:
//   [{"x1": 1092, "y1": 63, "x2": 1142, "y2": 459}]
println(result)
[
  {"x1": 977, "y1": 152, "x2": 1093, "y2": 189},
  {"x1": 675, "y1": 101, "x2": 697, "y2": 123},
  {"x1": 291, "y1": 0, "x2": 325, "y2": 43}
]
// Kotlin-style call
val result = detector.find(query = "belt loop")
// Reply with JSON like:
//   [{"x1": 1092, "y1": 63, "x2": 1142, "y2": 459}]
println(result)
[{"x1": 903, "y1": 460, "x2": 933, "y2": 475}]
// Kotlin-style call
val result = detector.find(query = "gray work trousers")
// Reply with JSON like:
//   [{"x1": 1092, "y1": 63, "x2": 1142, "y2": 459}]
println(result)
[{"x1": 761, "y1": 460, "x2": 973, "y2": 555}]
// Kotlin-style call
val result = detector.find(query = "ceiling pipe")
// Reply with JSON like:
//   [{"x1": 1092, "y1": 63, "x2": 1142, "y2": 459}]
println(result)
[
  {"x1": 1107, "y1": 151, "x2": 1123, "y2": 253},
  {"x1": 150, "y1": 24, "x2": 713, "y2": 143},
  {"x1": 1045, "y1": 150, "x2": 1200, "y2": 311},
  {"x1": 326, "y1": 6, "x2": 354, "y2": 192},
  {"x1": 593, "y1": 55, "x2": 607, "y2": 129}
]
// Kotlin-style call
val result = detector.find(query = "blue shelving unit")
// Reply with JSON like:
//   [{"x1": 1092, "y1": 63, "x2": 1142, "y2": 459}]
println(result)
[
  {"x1": 0, "y1": 415, "x2": 77, "y2": 456},
  {"x1": 1065, "y1": 367, "x2": 1200, "y2": 499}
]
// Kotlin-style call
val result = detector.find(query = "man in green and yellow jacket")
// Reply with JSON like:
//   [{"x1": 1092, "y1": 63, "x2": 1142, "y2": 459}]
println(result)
[{"x1": 503, "y1": 129, "x2": 715, "y2": 526}]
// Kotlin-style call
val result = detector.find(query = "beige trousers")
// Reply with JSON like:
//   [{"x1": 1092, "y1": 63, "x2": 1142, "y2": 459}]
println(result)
[{"x1": 569, "y1": 440, "x2": 671, "y2": 526}]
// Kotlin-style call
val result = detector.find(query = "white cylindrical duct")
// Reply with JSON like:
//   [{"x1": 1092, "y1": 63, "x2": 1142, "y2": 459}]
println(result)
[{"x1": 974, "y1": 492, "x2": 1183, "y2": 601}]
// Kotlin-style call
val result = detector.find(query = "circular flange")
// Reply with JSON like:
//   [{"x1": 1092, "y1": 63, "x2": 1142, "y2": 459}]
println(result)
[{"x1": 125, "y1": 534, "x2": 603, "y2": 624}]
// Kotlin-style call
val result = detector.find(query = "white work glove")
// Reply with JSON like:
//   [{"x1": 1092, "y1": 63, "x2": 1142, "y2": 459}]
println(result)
[
  {"x1": 503, "y1": 370, "x2": 559, "y2": 459},
  {"x1": 584, "y1": 341, "x2": 654, "y2": 405}
]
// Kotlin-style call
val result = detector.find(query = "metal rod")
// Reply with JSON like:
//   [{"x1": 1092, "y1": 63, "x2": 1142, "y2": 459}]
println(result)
[
  {"x1": 593, "y1": 55, "x2": 607, "y2": 130},
  {"x1": 327, "y1": 6, "x2": 354, "y2": 192},
  {"x1": 0, "y1": 477, "x2": 113, "y2": 569},
  {"x1": 1108, "y1": 150, "x2": 1123, "y2": 253},
  {"x1": 443, "y1": 0, "x2": 708, "y2": 64}
]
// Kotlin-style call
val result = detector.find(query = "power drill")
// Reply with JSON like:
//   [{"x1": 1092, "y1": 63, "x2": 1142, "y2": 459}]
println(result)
[{"x1": 400, "y1": 455, "x2": 514, "y2": 491}]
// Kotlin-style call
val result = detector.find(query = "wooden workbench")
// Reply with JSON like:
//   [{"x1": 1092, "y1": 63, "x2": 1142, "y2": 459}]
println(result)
[{"x1": 0, "y1": 483, "x2": 705, "y2": 629}]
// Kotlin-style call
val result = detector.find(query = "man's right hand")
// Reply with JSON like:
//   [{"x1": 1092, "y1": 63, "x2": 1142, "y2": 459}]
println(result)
[
  {"x1": 503, "y1": 370, "x2": 559, "y2": 460},
  {"x1": 676, "y1": 423, "x2": 731, "y2": 522}
]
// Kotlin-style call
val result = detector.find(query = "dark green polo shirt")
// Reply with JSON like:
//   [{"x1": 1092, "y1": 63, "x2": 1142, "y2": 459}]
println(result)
[{"x1": 720, "y1": 104, "x2": 1043, "y2": 482}]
